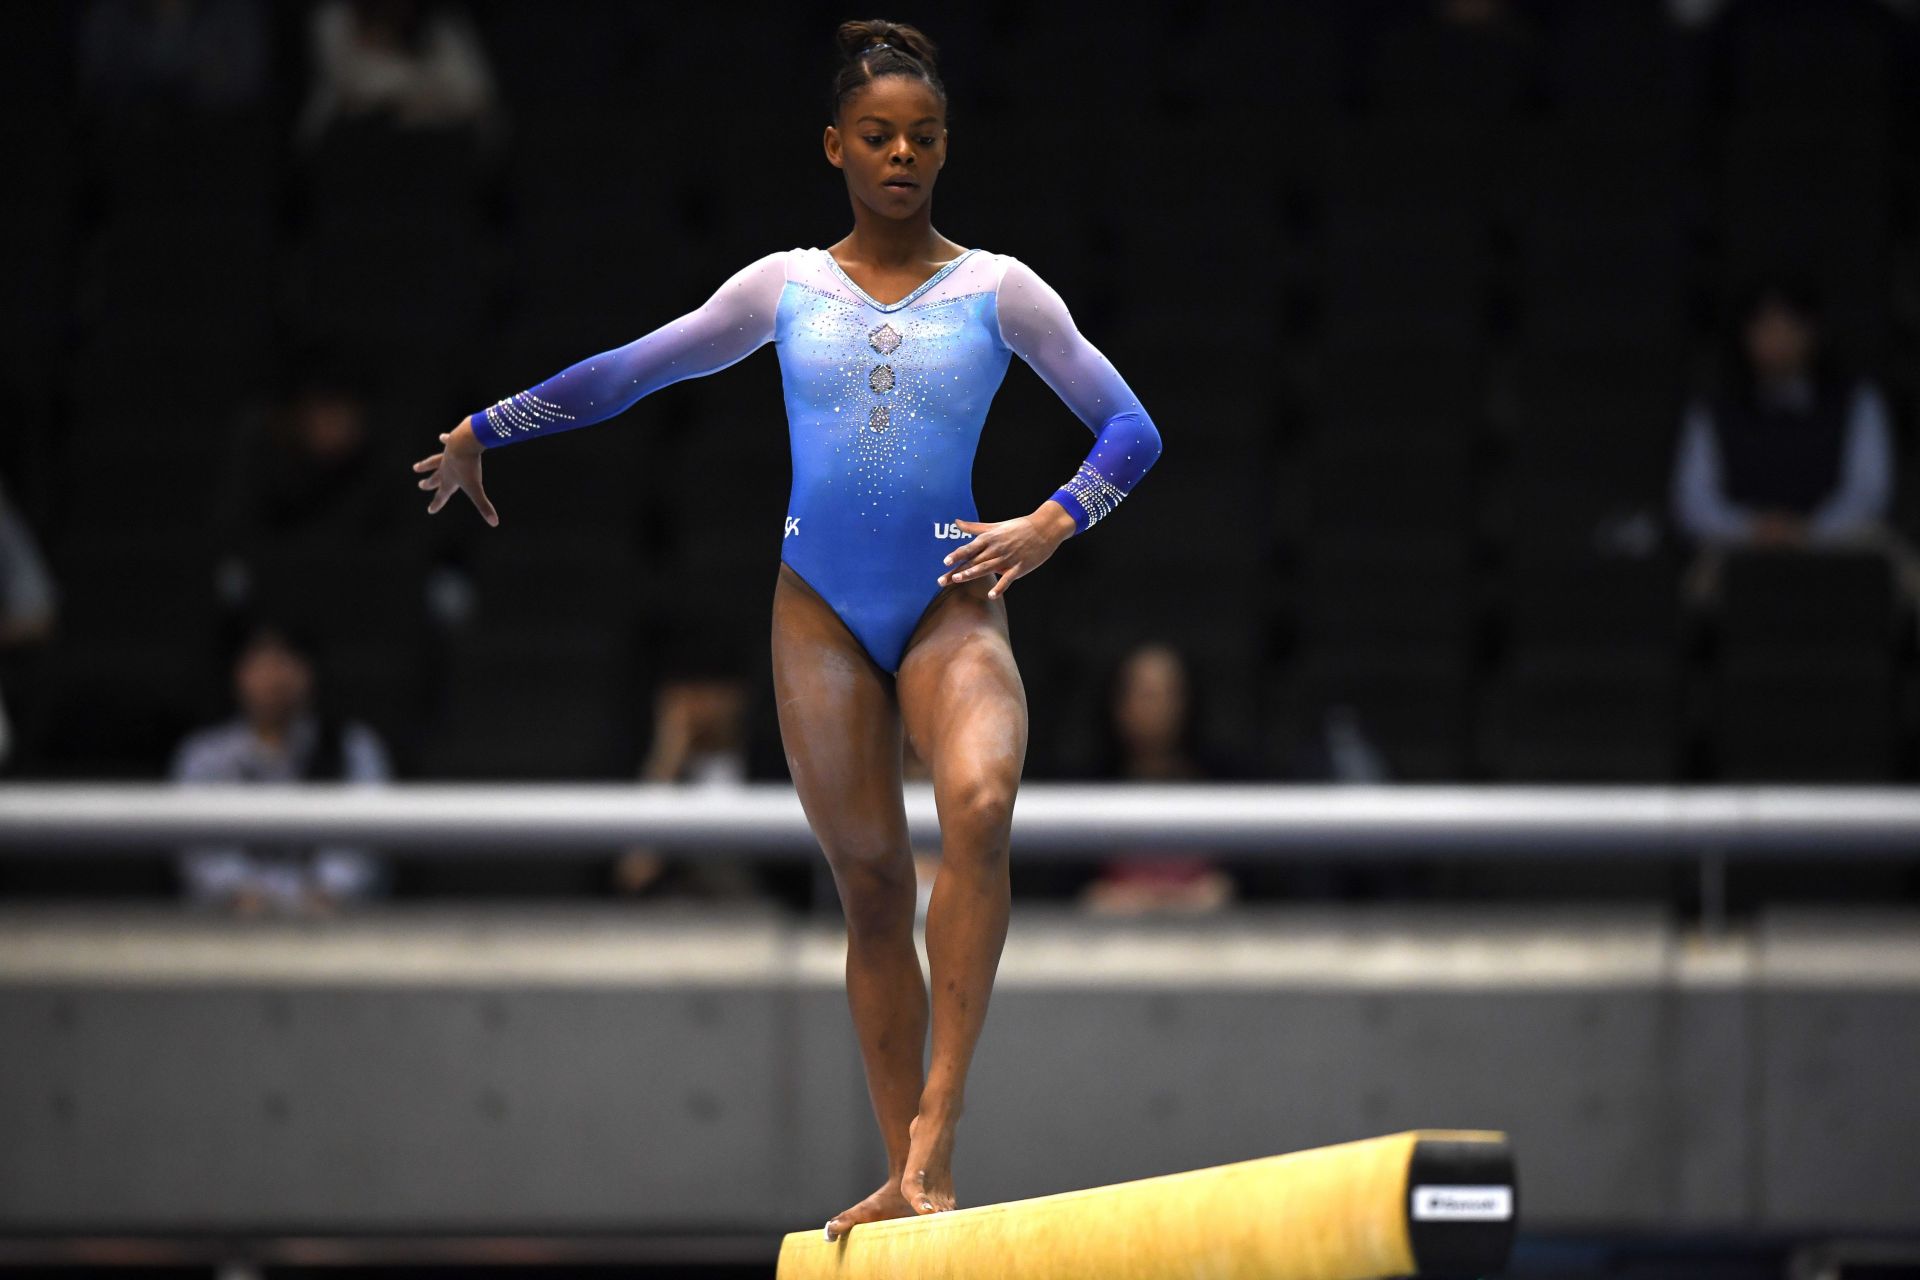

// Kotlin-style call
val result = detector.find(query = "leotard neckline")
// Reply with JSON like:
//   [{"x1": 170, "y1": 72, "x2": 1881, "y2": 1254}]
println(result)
[{"x1": 820, "y1": 246, "x2": 980, "y2": 312}]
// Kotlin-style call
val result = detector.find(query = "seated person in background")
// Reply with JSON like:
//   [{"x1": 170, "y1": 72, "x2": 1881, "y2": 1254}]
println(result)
[
  {"x1": 612, "y1": 662, "x2": 764, "y2": 902},
  {"x1": 296, "y1": 0, "x2": 499, "y2": 145},
  {"x1": 1670, "y1": 278, "x2": 1920, "y2": 604},
  {"x1": 171, "y1": 616, "x2": 393, "y2": 917},
  {"x1": 1077, "y1": 642, "x2": 1247, "y2": 917}
]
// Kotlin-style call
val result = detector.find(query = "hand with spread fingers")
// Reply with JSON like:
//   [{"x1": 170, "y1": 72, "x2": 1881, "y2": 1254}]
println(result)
[
  {"x1": 935, "y1": 499, "x2": 1077, "y2": 599},
  {"x1": 412, "y1": 416, "x2": 499, "y2": 527}
]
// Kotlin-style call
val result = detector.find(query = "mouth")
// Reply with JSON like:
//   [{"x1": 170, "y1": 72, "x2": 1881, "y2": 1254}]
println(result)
[{"x1": 882, "y1": 176, "x2": 919, "y2": 191}]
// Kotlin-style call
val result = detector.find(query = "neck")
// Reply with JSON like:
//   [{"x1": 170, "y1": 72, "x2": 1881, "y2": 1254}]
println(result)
[{"x1": 843, "y1": 201, "x2": 946, "y2": 266}]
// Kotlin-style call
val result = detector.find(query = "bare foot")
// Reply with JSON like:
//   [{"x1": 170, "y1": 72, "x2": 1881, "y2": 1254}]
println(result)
[
  {"x1": 901, "y1": 1112, "x2": 958, "y2": 1215},
  {"x1": 824, "y1": 1181, "x2": 915, "y2": 1241}
]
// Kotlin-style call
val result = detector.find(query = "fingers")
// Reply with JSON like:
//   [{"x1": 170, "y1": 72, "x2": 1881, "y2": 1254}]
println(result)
[
  {"x1": 415, "y1": 445, "x2": 497, "y2": 525},
  {"x1": 416, "y1": 435, "x2": 452, "y2": 513},
  {"x1": 939, "y1": 548, "x2": 990, "y2": 585},
  {"x1": 987, "y1": 564, "x2": 1027, "y2": 599},
  {"x1": 944, "y1": 551, "x2": 1011, "y2": 586},
  {"x1": 941, "y1": 538, "x2": 986, "y2": 571},
  {"x1": 470, "y1": 480, "x2": 500, "y2": 527}
]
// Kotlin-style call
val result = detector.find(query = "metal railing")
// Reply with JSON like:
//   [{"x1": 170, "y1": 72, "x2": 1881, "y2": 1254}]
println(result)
[{"x1": 2, "y1": 782, "x2": 1917, "y2": 856}]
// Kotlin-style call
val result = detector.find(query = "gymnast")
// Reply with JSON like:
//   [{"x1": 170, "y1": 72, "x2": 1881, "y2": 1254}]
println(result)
[{"x1": 410, "y1": 18, "x2": 1161, "y2": 1240}]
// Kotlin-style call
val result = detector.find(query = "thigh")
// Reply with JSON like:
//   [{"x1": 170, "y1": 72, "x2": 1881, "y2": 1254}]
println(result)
[
  {"x1": 771, "y1": 564, "x2": 910, "y2": 859},
  {"x1": 894, "y1": 577, "x2": 1029, "y2": 799}
]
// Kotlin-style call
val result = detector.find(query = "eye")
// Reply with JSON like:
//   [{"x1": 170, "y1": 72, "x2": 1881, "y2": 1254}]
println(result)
[
  {"x1": 916, "y1": 136, "x2": 936, "y2": 145},
  {"x1": 863, "y1": 135, "x2": 883, "y2": 145}
]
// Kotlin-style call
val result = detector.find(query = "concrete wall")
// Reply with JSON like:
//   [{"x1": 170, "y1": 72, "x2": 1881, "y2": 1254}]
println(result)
[{"x1": 0, "y1": 904, "x2": 1914, "y2": 1234}]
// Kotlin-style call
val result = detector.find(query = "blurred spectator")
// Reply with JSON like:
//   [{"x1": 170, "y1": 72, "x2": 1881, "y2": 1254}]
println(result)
[
  {"x1": 612, "y1": 667, "x2": 763, "y2": 901},
  {"x1": 1287, "y1": 701, "x2": 1392, "y2": 784},
  {"x1": 1077, "y1": 643, "x2": 1247, "y2": 917},
  {"x1": 78, "y1": 0, "x2": 268, "y2": 115},
  {"x1": 0, "y1": 474, "x2": 58, "y2": 773},
  {"x1": 171, "y1": 616, "x2": 392, "y2": 917},
  {"x1": 1671, "y1": 279, "x2": 1920, "y2": 606},
  {"x1": 296, "y1": 0, "x2": 499, "y2": 145}
]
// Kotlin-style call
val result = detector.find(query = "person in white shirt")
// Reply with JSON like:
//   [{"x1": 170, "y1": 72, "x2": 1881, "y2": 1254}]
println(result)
[
  {"x1": 171, "y1": 617, "x2": 392, "y2": 915},
  {"x1": 1670, "y1": 278, "x2": 1920, "y2": 607}
]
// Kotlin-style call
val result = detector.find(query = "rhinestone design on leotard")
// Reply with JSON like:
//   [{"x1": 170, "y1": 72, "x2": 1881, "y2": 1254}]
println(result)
[
  {"x1": 482, "y1": 389, "x2": 576, "y2": 439},
  {"x1": 869, "y1": 323, "x2": 901, "y2": 355},
  {"x1": 1059, "y1": 460, "x2": 1127, "y2": 526},
  {"x1": 869, "y1": 363, "x2": 895, "y2": 393},
  {"x1": 869, "y1": 404, "x2": 890, "y2": 431}
]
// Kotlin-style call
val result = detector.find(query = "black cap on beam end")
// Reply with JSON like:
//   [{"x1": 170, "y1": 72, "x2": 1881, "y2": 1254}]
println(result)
[{"x1": 1404, "y1": 1134, "x2": 1518, "y2": 1279}]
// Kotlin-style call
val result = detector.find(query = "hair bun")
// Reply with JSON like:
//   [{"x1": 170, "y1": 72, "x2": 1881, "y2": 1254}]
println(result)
[
  {"x1": 834, "y1": 19, "x2": 939, "y2": 71},
  {"x1": 828, "y1": 20, "x2": 946, "y2": 121}
]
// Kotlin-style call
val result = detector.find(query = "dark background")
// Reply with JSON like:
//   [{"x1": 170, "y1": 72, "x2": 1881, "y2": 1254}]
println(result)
[{"x1": 2, "y1": 0, "x2": 1918, "y2": 907}]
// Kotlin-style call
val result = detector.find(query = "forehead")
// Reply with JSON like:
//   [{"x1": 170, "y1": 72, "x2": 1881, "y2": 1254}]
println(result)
[{"x1": 844, "y1": 74, "x2": 945, "y2": 122}]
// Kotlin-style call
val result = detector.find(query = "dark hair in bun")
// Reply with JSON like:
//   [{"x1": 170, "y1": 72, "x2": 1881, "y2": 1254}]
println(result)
[{"x1": 829, "y1": 19, "x2": 946, "y2": 123}]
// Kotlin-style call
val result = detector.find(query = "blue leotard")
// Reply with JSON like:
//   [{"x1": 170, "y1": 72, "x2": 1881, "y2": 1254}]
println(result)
[{"x1": 470, "y1": 246, "x2": 1161, "y2": 673}]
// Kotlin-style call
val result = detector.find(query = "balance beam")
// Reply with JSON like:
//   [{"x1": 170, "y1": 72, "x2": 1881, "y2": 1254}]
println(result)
[{"x1": 777, "y1": 1129, "x2": 1515, "y2": 1280}]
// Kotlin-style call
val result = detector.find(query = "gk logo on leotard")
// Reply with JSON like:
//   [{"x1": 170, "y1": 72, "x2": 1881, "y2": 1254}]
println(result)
[
  {"x1": 784, "y1": 517, "x2": 801, "y2": 538},
  {"x1": 932, "y1": 522, "x2": 973, "y2": 540}
]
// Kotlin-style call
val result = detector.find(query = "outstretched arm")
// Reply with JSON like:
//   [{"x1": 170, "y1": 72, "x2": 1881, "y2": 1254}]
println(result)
[
  {"x1": 472, "y1": 250, "x2": 787, "y2": 447},
  {"x1": 996, "y1": 255, "x2": 1163, "y2": 533},
  {"x1": 415, "y1": 251, "x2": 788, "y2": 525}
]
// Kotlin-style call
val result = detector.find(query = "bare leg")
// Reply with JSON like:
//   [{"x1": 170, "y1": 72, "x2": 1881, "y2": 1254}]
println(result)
[
  {"x1": 772, "y1": 564, "x2": 923, "y2": 1239},
  {"x1": 894, "y1": 573, "x2": 1028, "y2": 1215}
]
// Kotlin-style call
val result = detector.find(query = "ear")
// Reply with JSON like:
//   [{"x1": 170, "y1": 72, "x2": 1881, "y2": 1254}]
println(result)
[{"x1": 822, "y1": 123, "x2": 842, "y2": 169}]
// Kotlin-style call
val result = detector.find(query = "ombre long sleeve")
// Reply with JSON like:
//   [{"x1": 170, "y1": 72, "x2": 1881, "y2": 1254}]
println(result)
[
  {"x1": 470, "y1": 251, "x2": 787, "y2": 447},
  {"x1": 994, "y1": 256, "x2": 1162, "y2": 533}
]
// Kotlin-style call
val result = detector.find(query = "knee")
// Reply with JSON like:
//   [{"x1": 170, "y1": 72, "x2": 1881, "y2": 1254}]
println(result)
[
  {"x1": 825, "y1": 843, "x2": 916, "y2": 939},
  {"x1": 942, "y1": 774, "x2": 1016, "y2": 852}
]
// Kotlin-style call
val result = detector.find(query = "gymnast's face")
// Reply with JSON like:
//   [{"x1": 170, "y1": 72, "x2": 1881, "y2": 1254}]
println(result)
[{"x1": 825, "y1": 76, "x2": 947, "y2": 218}]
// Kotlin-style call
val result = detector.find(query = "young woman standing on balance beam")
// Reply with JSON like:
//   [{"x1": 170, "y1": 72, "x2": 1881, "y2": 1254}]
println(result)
[{"x1": 411, "y1": 17, "x2": 1163, "y2": 1240}]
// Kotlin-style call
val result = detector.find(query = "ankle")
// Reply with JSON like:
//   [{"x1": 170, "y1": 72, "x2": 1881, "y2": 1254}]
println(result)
[{"x1": 915, "y1": 1093, "x2": 964, "y2": 1126}]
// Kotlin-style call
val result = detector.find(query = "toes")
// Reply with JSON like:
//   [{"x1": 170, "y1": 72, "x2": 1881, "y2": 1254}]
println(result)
[{"x1": 905, "y1": 1177, "x2": 951, "y2": 1215}]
